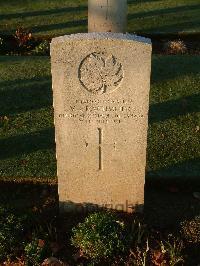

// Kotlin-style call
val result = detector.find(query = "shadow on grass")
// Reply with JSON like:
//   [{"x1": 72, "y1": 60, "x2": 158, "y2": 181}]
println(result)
[
  {"x1": 30, "y1": 19, "x2": 87, "y2": 34},
  {"x1": 128, "y1": 0, "x2": 166, "y2": 4},
  {"x1": 145, "y1": 160, "x2": 200, "y2": 228},
  {"x1": 0, "y1": 76, "x2": 52, "y2": 115},
  {"x1": 0, "y1": 180, "x2": 58, "y2": 218},
  {"x1": 147, "y1": 158, "x2": 200, "y2": 179},
  {"x1": 0, "y1": 6, "x2": 87, "y2": 21},
  {"x1": 128, "y1": 3, "x2": 200, "y2": 20},
  {"x1": 0, "y1": 127, "x2": 55, "y2": 160},
  {"x1": 151, "y1": 55, "x2": 200, "y2": 83},
  {"x1": 149, "y1": 93, "x2": 200, "y2": 123},
  {"x1": 137, "y1": 17, "x2": 200, "y2": 33},
  {"x1": 145, "y1": 175, "x2": 200, "y2": 228},
  {"x1": 0, "y1": 177, "x2": 200, "y2": 229}
]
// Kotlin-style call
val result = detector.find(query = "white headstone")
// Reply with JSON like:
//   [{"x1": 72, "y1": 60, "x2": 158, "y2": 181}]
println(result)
[
  {"x1": 51, "y1": 33, "x2": 152, "y2": 212},
  {"x1": 88, "y1": 0, "x2": 127, "y2": 33}
]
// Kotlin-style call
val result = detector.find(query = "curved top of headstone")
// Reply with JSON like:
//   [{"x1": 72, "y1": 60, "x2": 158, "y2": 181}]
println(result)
[{"x1": 51, "y1": 33, "x2": 151, "y2": 45}]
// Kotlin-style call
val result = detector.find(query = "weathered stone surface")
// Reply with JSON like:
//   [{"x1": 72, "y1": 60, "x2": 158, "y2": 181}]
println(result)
[
  {"x1": 51, "y1": 33, "x2": 152, "y2": 212},
  {"x1": 88, "y1": 0, "x2": 127, "y2": 33}
]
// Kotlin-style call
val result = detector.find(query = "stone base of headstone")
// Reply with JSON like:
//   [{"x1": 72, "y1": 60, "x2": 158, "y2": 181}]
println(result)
[{"x1": 51, "y1": 33, "x2": 152, "y2": 213}]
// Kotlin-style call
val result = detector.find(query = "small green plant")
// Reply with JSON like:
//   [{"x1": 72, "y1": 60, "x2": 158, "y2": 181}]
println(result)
[
  {"x1": 24, "y1": 237, "x2": 51, "y2": 266},
  {"x1": 0, "y1": 207, "x2": 25, "y2": 261},
  {"x1": 71, "y1": 212, "x2": 127, "y2": 262},
  {"x1": 34, "y1": 40, "x2": 50, "y2": 55},
  {"x1": 129, "y1": 219, "x2": 146, "y2": 245},
  {"x1": 181, "y1": 215, "x2": 200, "y2": 243},
  {"x1": 160, "y1": 235, "x2": 184, "y2": 266}
]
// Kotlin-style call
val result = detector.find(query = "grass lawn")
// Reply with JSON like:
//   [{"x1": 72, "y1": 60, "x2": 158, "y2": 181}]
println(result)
[
  {"x1": 0, "y1": 55, "x2": 199, "y2": 180},
  {"x1": 0, "y1": 56, "x2": 56, "y2": 179},
  {"x1": 0, "y1": 0, "x2": 199, "y2": 36}
]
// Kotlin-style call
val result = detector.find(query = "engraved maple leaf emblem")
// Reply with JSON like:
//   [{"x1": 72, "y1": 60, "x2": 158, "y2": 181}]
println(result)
[{"x1": 79, "y1": 52, "x2": 124, "y2": 94}]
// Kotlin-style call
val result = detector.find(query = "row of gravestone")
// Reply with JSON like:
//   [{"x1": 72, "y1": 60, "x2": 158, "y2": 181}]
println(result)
[{"x1": 51, "y1": 0, "x2": 152, "y2": 213}]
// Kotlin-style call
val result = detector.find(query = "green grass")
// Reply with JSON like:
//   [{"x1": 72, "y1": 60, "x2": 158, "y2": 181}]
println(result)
[
  {"x1": 0, "y1": 0, "x2": 199, "y2": 36},
  {"x1": 149, "y1": 56, "x2": 200, "y2": 178},
  {"x1": 0, "y1": 56, "x2": 56, "y2": 179},
  {"x1": 0, "y1": 55, "x2": 199, "y2": 180}
]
